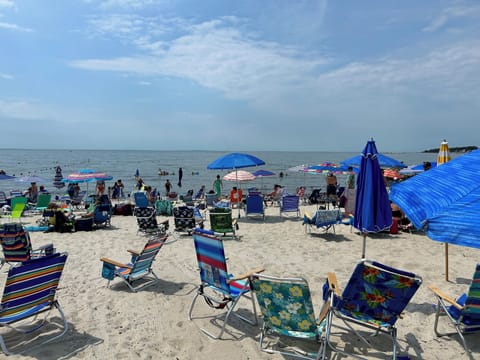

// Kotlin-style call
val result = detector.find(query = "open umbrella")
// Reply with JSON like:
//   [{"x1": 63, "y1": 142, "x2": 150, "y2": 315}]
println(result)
[
  {"x1": 223, "y1": 170, "x2": 256, "y2": 182},
  {"x1": 390, "y1": 147, "x2": 480, "y2": 282},
  {"x1": 0, "y1": 174, "x2": 15, "y2": 180},
  {"x1": 342, "y1": 153, "x2": 406, "y2": 168},
  {"x1": 252, "y1": 169, "x2": 275, "y2": 190},
  {"x1": 15, "y1": 175, "x2": 49, "y2": 184},
  {"x1": 354, "y1": 139, "x2": 392, "y2": 258},
  {"x1": 207, "y1": 152, "x2": 265, "y2": 217}
]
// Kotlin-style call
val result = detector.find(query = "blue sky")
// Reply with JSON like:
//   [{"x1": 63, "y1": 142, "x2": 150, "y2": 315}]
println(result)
[{"x1": 1, "y1": 0, "x2": 479, "y2": 152}]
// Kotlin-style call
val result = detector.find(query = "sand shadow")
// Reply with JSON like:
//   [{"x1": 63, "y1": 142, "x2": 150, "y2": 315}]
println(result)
[
  {"x1": 6, "y1": 319, "x2": 103, "y2": 359},
  {"x1": 307, "y1": 232, "x2": 353, "y2": 242},
  {"x1": 106, "y1": 278, "x2": 190, "y2": 296}
]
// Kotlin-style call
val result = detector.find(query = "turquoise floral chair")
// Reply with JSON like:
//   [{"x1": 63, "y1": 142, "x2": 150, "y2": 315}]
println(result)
[
  {"x1": 250, "y1": 273, "x2": 328, "y2": 359},
  {"x1": 324, "y1": 260, "x2": 422, "y2": 360}
]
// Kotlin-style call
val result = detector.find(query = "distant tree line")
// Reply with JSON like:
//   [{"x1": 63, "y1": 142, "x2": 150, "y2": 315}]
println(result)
[{"x1": 423, "y1": 145, "x2": 478, "y2": 153}]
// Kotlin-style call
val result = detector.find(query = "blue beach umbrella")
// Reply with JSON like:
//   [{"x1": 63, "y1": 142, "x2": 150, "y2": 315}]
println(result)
[
  {"x1": 354, "y1": 139, "x2": 392, "y2": 258},
  {"x1": 15, "y1": 175, "x2": 49, "y2": 184},
  {"x1": 207, "y1": 152, "x2": 265, "y2": 217},
  {"x1": 342, "y1": 153, "x2": 406, "y2": 168},
  {"x1": 252, "y1": 169, "x2": 275, "y2": 190},
  {"x1": 0, "y1": 174, "x2": 15, "y2": 180}
]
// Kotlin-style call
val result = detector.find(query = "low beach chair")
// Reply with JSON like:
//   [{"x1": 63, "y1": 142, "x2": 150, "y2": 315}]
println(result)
[
  {"x1": 245, "y1": 193, "x2": 265, "y2": 220},
  {"x1": 0, "y1": 252, "x2": 69, "y2": 355},
  {"x1": 209, "y1": 207, "x2": 237, "y2": 239},
  {"x1": 100, "y1": 237, "x2": 166, "y2": 292},
  {"x1": 280, "y1": 195, "x2": 300, "y2": 218},
  {"x1": 173, "y1": 206, "x2": 200, "y2": 235},
  {"x1": 33, "y1": 193, "x2": 51, "y2": 213},
  {"x1": 303, "y1": 209, "x2": 342, "y2": 234},
  {"x1": 93, "y1": 203, "x2": 113, "y2": 228},
  {"x1": 0, "y1": 223, "x2": 54, "y2": 268},
  {"x1": 429, "y1": 263, "x2": 480, "y2": 354},
  {"x1": 188, "y1": 229, "x2": 264, "y2": 339},
  {"x1": 324, "y1": 260, "x2": 422, "y2": 359},
  {"x1": 133, "y1": 191, "x2": 149, "y2": 207},
  {"x1": 250, "y1": 273, "x2": 328, "y2": 359},
  {"x1": 134, "y1": 206, "x2": 168, "y2": 236}
]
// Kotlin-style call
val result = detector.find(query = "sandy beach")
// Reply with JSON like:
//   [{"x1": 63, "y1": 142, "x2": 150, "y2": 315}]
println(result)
[{"x1": 3, "y1": 203, "x2": 480, "y2": 360}]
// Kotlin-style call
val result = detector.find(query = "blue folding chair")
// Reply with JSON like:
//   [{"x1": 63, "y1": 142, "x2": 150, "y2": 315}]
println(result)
[
  {"x1": 280, "y1": 195, "x2": 300, "y2": 217},
  {"x1": 188, "y1": 229, "x2": 264, "y2": 339},
  {"x1": 0, "y1": 252, "x2": 68, "y2": 355},
  {"x1": 303, "y1": 209, "x2": 343, "y2": 234},
  {"x1": 245, "y1": 194, "x2": 265, "y2": 220}
]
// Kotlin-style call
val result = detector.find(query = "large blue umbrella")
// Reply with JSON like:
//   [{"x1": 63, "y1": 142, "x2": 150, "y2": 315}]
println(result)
[
  {"x1": 207, "y1": 153, "x2": 265, "y2": 217},
  {"x1": 342, "y1": 153, "x2": 406, "y2": 168},
  {"x1": 354, "y1": 139, "x2": 392, "y2": 258},
  {"x1": 390, "y1": 149, "x2": 480, "y2": 280},
  {"x1": 0, "y1": 174, "x2": 15, "y2": 180}
]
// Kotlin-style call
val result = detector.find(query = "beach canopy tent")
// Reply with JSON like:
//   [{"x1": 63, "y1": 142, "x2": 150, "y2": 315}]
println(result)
[
  {"x1": 341, "y1": 153, "x2": 407, "y2": 168},
  {"x1": 390, "y1": 149, "x2": 480, "y2": 250}
]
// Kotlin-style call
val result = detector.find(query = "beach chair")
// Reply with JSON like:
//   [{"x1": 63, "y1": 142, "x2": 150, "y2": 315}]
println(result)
[
  {"x1": 194, "y1": 186, "x2": 205, "y2": 202},
  {"x1": 67, "y1": 190, "x2": 86, "y2": 209},
  {"x1": 303, "y1": 209, "x2": 343, "y2": 234},
  {"x1": 0, "y1": 223, "x2": 54, "y2": 269},
  {"x1": 100, "y1": 237, "x2": 166, "y2": 292},
  {"x1": 429, "y1": 263, "x2": 480, "y2": 354},
  {"x1": 0, "y1": 252, "x2": 69, "y2": 355},
  {"x1": 0, "y1": 191, "x2": 8, "y2": 208},
  {"x1": 134, "y1": 206, "x2": 168, "y2": 236},
  {"x1": 324, "y1": 260, "x2": 422, "y2": 359},
  {"x1": 188, "y1": 229, "x2": 264, "y2": 339},
  {"x1": 280, "y1": 195, "x2": 300, "y2": 218},
  {"x1": 245, "y1": 193, "x2": 265, "y2": 220},
  {"x1": 155, "y1": 199, "x2": 173, "y2": 216},
  {"x1": 133, "y1": 191, "x2": 149, "y2": 207},
  {"x1": 93, "y1": 203, "x2": 113, "y2": 228},
  {"x1": 250, "y1": 273, "x2": 328, "y2": 359},
  {"x1": 205, "y1": 193, "x2": 218, "y2": 208},
  {"x1": 209, "y1": 207, "x2": 237, "y2": 239},
  {"x1": 33, "y1": 193, "x2": 51, "y2": 213},
  {"x1": 8, "y1": 201, "x2": 27, "y2": 223},
  {"x1": 173, "y1": 206, "x2": 201, "y2": 235}
]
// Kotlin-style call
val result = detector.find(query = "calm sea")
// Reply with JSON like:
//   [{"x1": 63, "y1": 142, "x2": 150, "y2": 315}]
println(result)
[{"x1": 0, "y1": 149, "x2": 444, "y2": 197}]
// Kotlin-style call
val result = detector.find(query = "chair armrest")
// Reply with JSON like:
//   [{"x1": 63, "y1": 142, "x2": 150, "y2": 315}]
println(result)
[
  {"x1": 327, "y1": 272, "x2": 341, "y2": 297},
  {"x1": 100, "y1": 257, "x2": 132, "y2": 269},
  {"x1": 227, "y1": 266, "x2": 265, "y2": 283},
  {"x1": 428, "y1": 284, "x2": 464, "y2": 310},
  {"x1": 127, "y1": 249, "x2": 140, "y2": 256}
]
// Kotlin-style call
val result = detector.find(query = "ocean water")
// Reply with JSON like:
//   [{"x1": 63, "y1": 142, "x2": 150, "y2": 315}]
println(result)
[{"x1": 0, "y1": 149, "x2": 443, "y2": 197}]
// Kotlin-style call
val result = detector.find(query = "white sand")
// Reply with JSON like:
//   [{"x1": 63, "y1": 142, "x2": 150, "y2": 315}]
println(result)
[{"x1": 3, "y1": 203, "x2": 480, "y2": 359}]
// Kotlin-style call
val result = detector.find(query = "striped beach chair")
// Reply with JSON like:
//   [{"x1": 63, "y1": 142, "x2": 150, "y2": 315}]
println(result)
[
  {"x1": 0, "y1": 252, "x2": 68, "y2": 355},
  {"x1": 100, "y1": 237, "x2": 166, "y2": 292},
  {"x1": 429, "y1": 263, "x2": 480, "y2": 353},
  {"x1": 188, "y1": 229, "x2": 264, "y2": 339}
]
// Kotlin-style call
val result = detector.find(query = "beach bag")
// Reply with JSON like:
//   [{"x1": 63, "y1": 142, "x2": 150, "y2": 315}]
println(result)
[{"x1": 75, "y1": 217, "x2": 94, "y2": 232}]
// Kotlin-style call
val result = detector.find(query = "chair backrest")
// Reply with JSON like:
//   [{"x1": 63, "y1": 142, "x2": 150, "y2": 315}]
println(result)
[
  {"x1": 194, "y1": 187, "x2": 205, "y2": 200},
  {"x1": 209, "y1": 208, "x2": 233, "y2": 232},
  {"x1": 134, "y1": 206, "x2": 158, "y2": 231},
  {"x1": 340, "y1": 260, "x2": 422, "y2": 326},
  {"x1": 130, "y1": 240, "x2": 164, "y2": 275},
  {"x1": 251, "y1": 273, "x2": 318, "y2": 335},
  {"x1": 94, "y1": 204, "x2": 112, "y2": 224},
  {"x1": 205, "y1": 193, "x2": 218, "y2": 206},
  {"x1": 0, "y1": 253, "x2": 68, "y2": 320},
  {"x1": 281, "y1": 195, "x2": 299, "y2": 212},
  {"x1": 314, "y1": 209, "x2": 342, "y2": 226},
  {"x1": 192, "y1": 230, "x2": 230, "y2": 293},
  {"x1": 10, "y1": 196, "x2": 27, "y2": 208},
  {"x1": 0, "y1": 191, "x2": 7, "y2": 205},
  {"x1": 463, "y1": 263, "x2": 480, "y2": 319},
  {"x1": 35, "y1": 193, "x2": 52, "y2": 209},
  {"x1": 229, "y1": 189, "x2": 243, "y2": 204},
  {"x1": 10, "y1": 202, "x2": 26, "y2": 221},
  {"x1": 246, "y1": 194, "x2": 264, "y2": 214},
  {"x1": 0, "y1": 223, "x2": 32, "y2": 262},
  {"x1": 155, "y1": 199, "x2": 173, "y2": 216},
  {"x1": 173, "y1": 206, "x2": 195, "y2": 229},
  {"x1": 134, "y1": 192, "x2": 149, "y2": 207}
]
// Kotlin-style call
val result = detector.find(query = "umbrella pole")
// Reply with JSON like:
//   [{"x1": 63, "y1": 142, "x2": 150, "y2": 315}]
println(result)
[
  {"x1": 361, "y1": 234, "x2": 367, "y2": 259},
  {"x1": 445, "y1": 243, "x2": 449, "y2": 281}
]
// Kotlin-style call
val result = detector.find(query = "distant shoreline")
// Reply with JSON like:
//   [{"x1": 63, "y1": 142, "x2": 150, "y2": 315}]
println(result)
[{"x1": 423, "y1": 146, "x2": 478, "y2": 153}]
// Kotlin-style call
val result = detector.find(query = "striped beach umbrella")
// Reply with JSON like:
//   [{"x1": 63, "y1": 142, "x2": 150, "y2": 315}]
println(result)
[
  {"x1": 437, "y1": 140, "x2": 451, "y2": 165},
  {"x1": 223, "y1": 170, "x2": 255, "y2": 182}
]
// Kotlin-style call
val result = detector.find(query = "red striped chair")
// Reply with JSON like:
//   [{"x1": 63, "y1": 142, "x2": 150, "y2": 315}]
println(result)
[
  {"x1": 188, "y1": 229, "x2": 264, "y2": 339},
  {"x1": 0, "y1": 252, "x2": 68, "y2": 355}
]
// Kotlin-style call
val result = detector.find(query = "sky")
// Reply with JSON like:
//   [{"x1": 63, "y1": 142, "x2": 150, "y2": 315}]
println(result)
[{"x1": 1, "y1": 0, "x2": 479, "y2": 152}]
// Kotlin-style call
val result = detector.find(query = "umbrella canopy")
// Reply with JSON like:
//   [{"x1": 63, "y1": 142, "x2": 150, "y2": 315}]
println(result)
[
  {"x1": 63, "y1": 170, "x2": 113, "y2": 183},
  {"x1": 252, "y1": 170, "x2": 275, "y2": 178},
  {"x1": 207, "y1": 152, "x2": 265, "y2": 170},
  {"x1": 14, "y1": 175, "x2": 49, "y2": 184},
  {"x1": 342, "y1": 153, "x2": 406, "y2": 168},
  {"x1": 437, "y1": 140, "x2": 451, "y2": 165},
  {"x1": 354, "y1": 139, "x2": 392, "y2": 258},
  {"x1": 223, "y1": 170, "x2": 256, "y2": 182},
  {"x1": 0, "y1": 174, "x2": 15, "y2": 180},
  {"x1": 391, "y1": 140, "x2": 465, "y2": 281}
]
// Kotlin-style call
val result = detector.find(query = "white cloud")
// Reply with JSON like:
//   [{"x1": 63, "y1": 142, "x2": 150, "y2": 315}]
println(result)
[
  {"x1": 0, "y1": 73, "x2": 13, "y2": 79},
  {"x1": 0, "y1": 0, "x2": 14, "y2": 8},
  {"x1": 424, "y1": 3, "x2": 480, "y2": 32},
  {"x1": 84, "y1": 0, "x2": 163, "y2": 9},
  {"x1": 0, "y1": 21, "x2": 32, "y2": 32}
]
